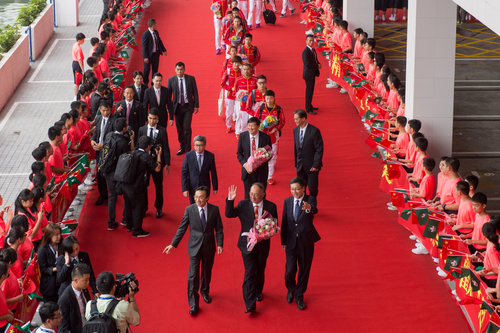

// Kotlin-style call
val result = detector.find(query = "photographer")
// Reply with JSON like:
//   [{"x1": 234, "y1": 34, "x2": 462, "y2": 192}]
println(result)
[
  {"x1": 122, "y1": 136, "x2": 162, "y2": 238},
  {"x1": 85, "y1": 271, "x2": 140, "y2": 332},
  {"x1": 138, "y1": 108, "x2": 171, "y2": 219}
]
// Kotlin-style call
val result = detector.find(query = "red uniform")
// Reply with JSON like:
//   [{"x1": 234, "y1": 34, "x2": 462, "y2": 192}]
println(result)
[
  {"x1": 233, "y1": 75, "x2": 257, "y2": 134},
  {"x1": 471, "y1": 214, "x2": 490, "y2": 250},
  {"x1": 0, "y1": 287, "x2": 9, "y2": 327},
  {"x1": 239, "y1": 44, "x2": 261, "y2": 69},
  {"x1": 257, "y1": 104, "x2": 285, "y2": 144},
  {"x1": 1, "y1": 269, "x2": 20, "y2": 311},
  {"x1": 223, "y1": 25, "x2": 247, "y2": 56},
  {"x1": 246, "y1": 88, "x2": 266, "y2": 116},
  {"x1": 456, "y1": 199, "x2": 475, "y2": 233},
  {"x1": 221, "y1": 67, "x2": 242, "y2": 129},
  {"x1": 415, "y1": 174, "x2": 435, "y2": 202}
]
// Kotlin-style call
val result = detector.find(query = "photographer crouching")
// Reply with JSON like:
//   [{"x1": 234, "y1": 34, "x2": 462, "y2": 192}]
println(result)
[{"x1": 84, "y1": 271, "x2": 140, "y2": 332}]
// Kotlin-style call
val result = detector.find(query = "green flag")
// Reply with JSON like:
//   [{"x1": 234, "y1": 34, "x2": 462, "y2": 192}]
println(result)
[
  {"x1": 358, "y1": 63, "x2": 365, "y2": 72},
  {"x1": 76, "y1": 153, "x2": 89, "y2": 167},
  {"x1": 28, "y1": 292, "x2": 47, "y2": 302},
  {"x1": 112, "y1": 74, "x2": 124, "y2": 86},
  {"x1": 444, "y1": 255, "x2": 463, "y2": 271},
  {"x1": 362, "y1": 110, "x2": 378, "y2": 120},
  {"x1": 400, "y1": 209, "x2": 413, "y2": 221},
  {"x1": 481, "y1": 300, "x2": 495, "y2": 315},
  {"x1": 45, "y1": 175, "x2": 56, "y2": 191},
  {"x1": 120, "y1": 50, "x2": 129, "y2": 59},
  {"x1": 436, "y1": 234, "x2": 453, "y2": 249},
  {"x1": 371, "y1": 152, "x2": 381, "y2": 159},
  {"x1": 451, "y1": 267, "x2": 471, "y2": 279},
  {"x1": 321, "y1": 50, "x2": 331, "y2": 56},
  {"x1": 486, "y1": 322, "x2": 500, "y2": 333},
  {"x1": 414, "y1": 208, "x2": 429, "y2": 225},
  {"x1": 423, "y1": 218, "x2": 440, "y2": 238},
  {"x1": 370, "y1": 96, "x2": 383, "y2": 104},
  {"x1": 67, "y1": 139, "x2": 71, "y2": 152},
  {"x1": 314, "y1": 22, "x2": 324, "y2": 33},
  {"x1": 470, "y1": 272, "x2": 481, "y2": 292},
  {"x1": 370, "y1": 120, "x2": 385, "y2": 131},
  {"x1": 352, "y1": 80, "x2": 367, "y2": 88},
  {"x1": 343, "y1": 75, "x2": 356, "y2": 84},
  {"x1": 66, "y1": 175, "x2": 81, "y2": 188},
  {"x1": 316, "y1": 39, "x2": 326, "y2": 47},
  {"x1": 340, "y1": 55, "x2": 350, "y2": 62}
]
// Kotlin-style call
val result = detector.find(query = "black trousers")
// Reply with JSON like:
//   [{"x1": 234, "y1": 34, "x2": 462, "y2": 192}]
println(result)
[
  {"x1": 241, "y1": 240, "x2": 270, "y2": 309},
  {"x1": 174, "y1": 104, "x2": 193, "y2": 152},
  {"x1": 297, "y1": 168, "x2": 319, "y2": 198},
  {"x1": 143, "y1": 51, "x2": 160, "y2": 85},
  {"x1": 304, "y1": 77, "x2": 315, "y2": 113},
  {"x1": 285, "y1": 241, "x2": 315, "y2": 301},
  {"x1": 123, "y1": 184, "x2": 147, "y2": 234},
  {"x1": 187, "y1": 245, "x2": 216, "y2": 307},
  {"x1": 96, "y1": 153, "x2": 108, "y2": 199},
  {"x1": 146, "y1": 169, "x2": 164, "y2": 212}
]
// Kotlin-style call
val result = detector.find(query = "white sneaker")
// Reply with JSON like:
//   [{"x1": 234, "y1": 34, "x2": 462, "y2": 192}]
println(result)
[
  {"x1": 382, "y1": 15, "x2": 386, "y2": 21},
  {"x1": 432, "y1": 257, "x2": 439, "y2": 263},
  {"x1": 415, "y1": 241, "x2": 424, "y2": 248},
  {"x1": 84, "y1": 178, "x2": 96, "y2": 186},
  {"x1": 340, "y1": 88, "x2": 347, "y2": 94},
  {"x1": 389, "y1": 16, "x2": 396, "y2": 21},
  {"x1": 387, "y1": 204, "x2": 398, "y2": 211},
  {"x1": 300, "y1": 20, "x2": 306, "y2": 24},
  {"x1": 305, "y1": 29, "x2": 314, "y2": 35},
  {"x1": 68, "y1": 207, "x2": 75, "y2": 212},
  {"x1": 402, "y1": 16, "x2": 406, "y2": 20},
  {"x1": 409, "y1": 235, "x2": 417, "y2": 240},
  {"x1": 412, "y1": 247, "x2": 429, "y2": 255},
  {"x1": 437, "y1": 269, "x2": 447, "y2": 277},
  {"x1": 78, "y1": 184, "x2": 93, "y2": 192},
  {"x1": 326, "y1": 82, "x2": 339, "y2": 89},
  {"x1": 375, "y1": 15, "x2": 380, "y2": 20},
  {"x1": 328, "y1": 78, "x2": 334, "y2": 83},
  {"x1": 71, "y1": 199, "x2": 81, "y2": 206}
]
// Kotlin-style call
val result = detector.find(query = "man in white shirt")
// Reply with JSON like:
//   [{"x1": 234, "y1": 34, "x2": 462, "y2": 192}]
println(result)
[
  {"x1": 33, "y1": 302, "x2": 62, "y2": 333},
  {"x1": 163, "y1": 187, "x2": 224, "y2": 315}
]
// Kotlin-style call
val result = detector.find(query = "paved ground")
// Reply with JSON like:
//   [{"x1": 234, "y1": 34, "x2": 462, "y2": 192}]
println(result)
[
  {"x1": 0, "y1": 0, "x2": 137, "y2": 219},
  {"x1": 375, "y1": 21, "x2": 500, "y2": 212}
]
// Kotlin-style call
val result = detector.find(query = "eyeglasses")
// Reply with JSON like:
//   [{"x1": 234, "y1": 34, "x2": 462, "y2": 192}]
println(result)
[
  {"x1": 257, "y1": 82, "x2": 266, "y2": 85},
  {"x1": 194, "y1": 144, "x2": 205, "y2": 147}
]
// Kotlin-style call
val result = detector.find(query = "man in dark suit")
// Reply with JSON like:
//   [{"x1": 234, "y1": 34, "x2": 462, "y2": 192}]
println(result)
[
  {"x1": 90, "y1": 82, "x2": 109, "y2": 120},
  {"x1": 293, "y1": 109, "x2": 323, "y2": 198},
  {"x1": 181, "y1": 135, "x2": 218, "y2": 204},
  {"x1": 116, "y1": 86, "x2": 144, "y2": 142},
  {"x1": 126, "y1": 70, "x2": 148, "y2": 103},
  {"x1": 143, "y1": 72, "x2": 174, "y2": 128},
  {"x1": 138, "y1": 108, "x2": 171, "y2": 218},
  {"x1": 281, "y1": 177, "x2": 321, "y2": 310},
  {"x1": 164, "y1": 186, "x2": 224, "y2": 315},
  {"x1": 225, "y1": 183, "x2": 278, "y2": 313},
  {"x1": 302, "y1": 34, "x2": 321, "y2": 115},
  {"x1": 56, "y1": 236, "x2": 98, "y2": 298},
  {"x1": 91, "y1": 100, "x2": 115, "y2": 205},
  {"x1": 141, "y1": 18, "x2": 167, "y2": 85},
  {"x1": 167, "y1": 62, "x2": 199, "y2": 155},
  {"x1": 237, "y1": 117, "x2": 272, "y2": 199},
  {"x1": 57, "y1": 264, "x2": 92, "y2": 333}
]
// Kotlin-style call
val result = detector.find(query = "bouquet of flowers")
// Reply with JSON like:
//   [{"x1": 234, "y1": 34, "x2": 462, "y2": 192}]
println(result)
[
  {"x1": 210, "y1": 2, "x2": 222, "y2": 18},
  {"x1": 243, "y1": 145, "x2": 272, "y2": 174},
  {"x1": 241, "y1": 212, "x2": 280, "y2": 252},
  {"x1": 236, "y1": 89, "x2": 249, "y2": 103},
  {"x1": 230, "y1": 35, "x2": 242, "y2": 44},
  {"x1": 259, "y1": 115, "x2": 278, "y2": 130}
]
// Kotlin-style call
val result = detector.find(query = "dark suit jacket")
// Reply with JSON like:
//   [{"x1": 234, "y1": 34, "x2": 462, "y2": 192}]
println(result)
[
  {"x1": 302, "y1": 46, "x2": 320, "y2": 80},
  {"x1": 171, "y1": 203, "x2": 224, "y2": 257},
  {"x1": 126, "y1": 83, "x2": 148, "y2": 103},
  {"x1": 58, "y1": 284, "x2": 88, "y2": 333},
  {"x1": 143, "y1": 86, "x2": 174, "y2": 128},
  {"x1": 166, "y1": 74, "x2": 199, "y2": 114},
  {"x1": 90, "y1": 92, "x2": 106, "y2": 120},
  {"x1": 56, "y1": 251, "x2": 97, "y2": 298},
  {"x1": 225, "y1": 198, "x2": 278, "y2": 253},
  {"x1": 281, "y1": 195, "x2": 321, "y2": 250},
  {"x1": 138, "y1": 124, "x2": 171, "y2": 166},
  {"x1": 237, "y1": 131, "x2": 272, "y2": 181},
  {"x1": 293, "y1": 123, "x2": 324, "y2": 172},
  {"x1": 141, "y1": 29, "x2": 166, "y2": 59},
  {"x1": 115, "y1": 99, "x2": 144, "y2": 140},
  {"x1": 91, "y1": 114, "x2": 116, "y2": 144},
  {"x1": 181, "y1": 150, "x2": 218, "y2": 197},
  {"x1": 38, "y1": 244, "x2": 59, "y2": 297}
]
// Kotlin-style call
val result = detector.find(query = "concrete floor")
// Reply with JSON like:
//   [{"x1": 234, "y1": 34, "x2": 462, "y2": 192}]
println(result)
[{"x1": 375, "y1": 22, "x2": 500, "y2": 212}]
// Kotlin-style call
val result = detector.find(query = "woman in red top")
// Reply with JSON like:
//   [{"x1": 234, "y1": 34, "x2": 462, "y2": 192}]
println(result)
[
  {"x1": 0, "y1": 248, "x2": 23, "y2": 312},
  {"x1": 14, "y1": 189, "x2": 44, "y2": 253},
  {"x1": 29, "y1": 187, "x2": 50, "y2": 251},
  {"x1": 10, "y1": 215, "x2": 33, "y2": 265},
  {"x1": 477, "y1": 222, "x2": 500, "y2": 288},
  {"x1": 2, "y1": 227, "x2": 26, "y2": 280},
  {"x1": 223, "y1": 16, "x2": 247, "y2": 58},
  {"x1": 0, "y1": 261, "x2": 13, "y2": 332}
]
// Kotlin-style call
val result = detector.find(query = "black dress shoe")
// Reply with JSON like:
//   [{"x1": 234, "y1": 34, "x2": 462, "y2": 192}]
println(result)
[
  {"x1": 256, "y1": 294, "x2": 263, "y2": 302},
  {"x1": 312, "y1": 106, "x2": 319, "y2": 110},
  {"x1": 286, "y1": 291, "x2": 294, "y2": 303},
  {"x1": 244, "y1": 306, "x2": 256, "y2": 313},
  {"x1": 156, "y1": 210, "x2": 163, "y2": 218},
  {"x1": 297, "y1": 300, "x2": 306, "y2": 310},
  {"x1": 176, "y1": 149, "x2": 185, "y2": 156},
  {"x1": 202, "y1": 294, "x2": 212, "y2": 304},
  {"x1": 189, "y1": 306, "x2": 198, "y2": 315},
  {"x1": 307, "y1": 110, "x2": 317, "y2": 115},
  {"x1": 94, "y1": 196, "x2": 108, "y2": 206}
]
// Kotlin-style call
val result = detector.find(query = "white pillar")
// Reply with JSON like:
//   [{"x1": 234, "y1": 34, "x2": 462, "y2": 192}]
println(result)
[
  {"x1": 55, "y1": 0, "x2": 79, "y2": 27},
  {"x1": 405, "y1": 0, "x2": 456, "y2": 158},
  {"x1": 343, "y1": 0, "x2": 374, "y2": 38}
]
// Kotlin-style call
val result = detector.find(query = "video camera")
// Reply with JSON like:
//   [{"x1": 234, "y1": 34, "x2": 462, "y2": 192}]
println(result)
[{"x1": 114, "y1": 272, "x2": 139, "y2": 299}]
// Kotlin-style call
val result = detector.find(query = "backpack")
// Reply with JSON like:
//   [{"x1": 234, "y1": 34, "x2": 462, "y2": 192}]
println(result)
[
  {"x1": 114, "y1": 151, "x2": 139, "y2": 184},
  {"x1": 82, "y1": 299, "x2": 120, "y2": 333},
  {"x1": 97, "y1": 133, "x2": 120, "y2": 176}
]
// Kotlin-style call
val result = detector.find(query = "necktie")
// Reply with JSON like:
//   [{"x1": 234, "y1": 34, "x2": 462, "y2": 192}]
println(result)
[
  {"x1": 100, "y1": 119, "x2": 107, "y2": 143},
  {"x1": 251, "y1": 136, "x2": 256, "y2": 154},
  {"x1": 312, "y1": 48, "x2": 318, "y2": 62},
  {"x1": 77, "y1": 291, "x2": 86, "y2": 325},
  {"x1": 155, "y1": 89, "x2": 161, "y2": 105},
  {"x1": 137, "y1": 86, "x2": 140, "y2": 97},
  {"x1": 126, "y1": 102, "x2": 131, "y2": 121},
  {"x1": 294, "y1": 199, "x2": 300, "y2": 221},
  {"x1": 179, "y1": 78, "x2": 185, "y2": 106},
  {"x1": 72, "y1": 258, "x2": 78, "y2": 266},
  {"x1": 149, "y1": 127, "x2": 154, "y2": 140},
  {"x1": 152, "y1": 31, "x2": 157, "y2": 52},
  {"x1": 254, "y1": 205, "x2": 259, "y2": 219},
  {"x1": 299, "y1": 129, "x2": 304, "y2": 148},
  {"x1": 200, "y1": 208, "x2": 206, "y2": 230},
  {"x1": 198, "y1": 154, "x2": 202, "y2": 172}
]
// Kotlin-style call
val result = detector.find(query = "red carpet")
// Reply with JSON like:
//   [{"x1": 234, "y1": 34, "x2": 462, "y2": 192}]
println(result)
[{"x1": 78, "y1": 1, "x2": 470, "y2": 331}]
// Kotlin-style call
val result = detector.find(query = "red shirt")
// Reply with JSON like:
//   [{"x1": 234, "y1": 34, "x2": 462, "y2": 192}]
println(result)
[
  {"x1": 99, "y1": 58, "x2": 109, "y2": 77},
  {"x1": 221, "y1": 67, "x2": 242, "y2": 100},
  {"x1": 471, "y1": 214, "x2": 490, "y2": 250},
  {"x1": 1, "y1": 269, "x2": 20, "y2": 311},
  {"x1": 239, "y1": 45, "x2": 261, "y2": 67},
  {"x1": 456, "y1": 199, "x2": 475, "y2": 233},
  {"x1": 72, "y1": 42, "x2": 84, "y2": 62},
  {"x1": 246, "y1": 88, "x2": 266, "y2": 115},
  {"x1": 483, "y1": 242, "x2": 500, "y2": 279},
  {"x1": 257, "y1": 104, "x2": 285, "y2": 144},
  {"x1": 10, "y1": 250, "x2": 23, "y2": 279},
  {"x1": 436, "y1": 172, "x2": 448, "y2": 198},
  {"x1": 388, "y1": 89, "x2": 400, "y2": 110},
  {"x1": 405, "y1": 138, "x2": 417, "y2": 163},
  {"x1": 412, "y1": 153, "x2": 427, "y2": 183},
  {"x1": 233, "y1": 75, "x2": 257, "y2": 111},
  {"x1": 417, "y1": 174, "x2": 435, "y2": 201},
  {"x1": 441, "y1": 177, "x2": 461, "y2": 206},
  {"x1": 107, "y1": 39, "x2": 117, "y2": 57},
  {"x1": 18, "y1": 237, "x2": 33, "y2": 262},
  {"x1": 0, "y1": 289, "x2": 8, "y2": 327},
  {"x1": 354, "y1": 40, "x2": 363, "y2": 58},
  {"x1": 340, "y1": 31, "x2": 352, "y2": 51},
  {"x1": 395, "y1": 131, "x2": 410, "y2": 151}
]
